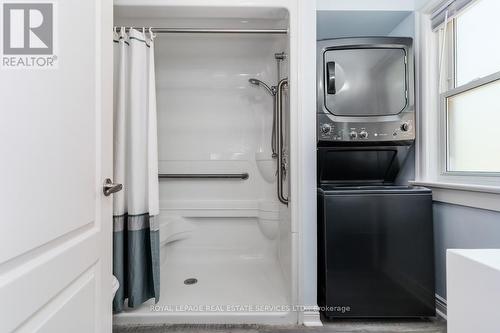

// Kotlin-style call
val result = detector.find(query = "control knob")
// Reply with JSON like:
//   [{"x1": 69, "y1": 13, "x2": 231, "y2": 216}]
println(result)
[
  {"x1": 359, "y1": 130, "x2": 368, "y2": 139},
  {"x1": 321, "y1": 123, "x2": 332, "y2": 135},
  {"x1": 349, "y1": 131, "x2": 358, "y2": 139},
  {"x1": 401, "y1": 122, "x2": 410, "y2": 132}
]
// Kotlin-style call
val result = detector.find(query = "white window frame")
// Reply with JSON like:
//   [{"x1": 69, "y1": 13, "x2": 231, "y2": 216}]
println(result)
[
  {"x1": 412, "y1": 0, "x2": 500, "y2": 211},
  {"x1": 439, "y1": 72, "x2": 500, "y2": 178}
]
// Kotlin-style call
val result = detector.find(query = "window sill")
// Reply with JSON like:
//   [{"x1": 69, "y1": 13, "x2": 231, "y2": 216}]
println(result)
[{"x1": 409, "y1": 180, "x2": 500, "y2": 212}]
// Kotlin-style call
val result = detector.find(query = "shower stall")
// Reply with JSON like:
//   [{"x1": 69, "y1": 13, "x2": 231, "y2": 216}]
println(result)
[{"x1": 113, "y1": 2, "x2": 298, "y2": 325}]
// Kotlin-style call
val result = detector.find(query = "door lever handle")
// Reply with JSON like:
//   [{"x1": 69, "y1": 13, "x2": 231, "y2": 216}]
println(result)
[{"x1": 103, "y1": 178, "x2": 123, "y2": 196}]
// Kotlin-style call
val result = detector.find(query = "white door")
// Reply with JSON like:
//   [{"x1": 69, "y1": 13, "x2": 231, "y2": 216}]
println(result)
[{"x1": 0, "y1": 0, "x2": 113, "y2": 332}]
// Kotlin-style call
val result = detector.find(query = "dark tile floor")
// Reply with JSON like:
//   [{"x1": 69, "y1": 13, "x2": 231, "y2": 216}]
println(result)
[{"x1": 114, "y1": 318, "x2": 447, "y2": 333}]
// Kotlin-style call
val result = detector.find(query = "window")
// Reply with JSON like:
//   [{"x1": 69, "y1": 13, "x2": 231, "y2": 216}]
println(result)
[
  {"x1": 446, "y1": 80, "x2": 500, "y2": 172},
  {"x1": 455, "y1": 0, "x2": 500, "y2": 86},
  {"x1": 438, "y1": 0, "x2": 500, "y2": 175}
]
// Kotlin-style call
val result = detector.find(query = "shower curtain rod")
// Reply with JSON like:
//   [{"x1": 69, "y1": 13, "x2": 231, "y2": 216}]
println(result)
[{"x1": 114, "y1": 27, "x2": 288, "y2": 34}]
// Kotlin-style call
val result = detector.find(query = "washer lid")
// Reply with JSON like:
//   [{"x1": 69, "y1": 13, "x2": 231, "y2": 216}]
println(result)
[
  {"x1": 317, "y1": 145, "x2": 412, "y2": 185},
  {"x1": 318, "y1": 185, "x2": 431, "y2": 195}
]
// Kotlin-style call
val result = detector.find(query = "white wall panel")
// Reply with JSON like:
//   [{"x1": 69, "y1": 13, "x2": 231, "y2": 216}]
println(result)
[{"x1": 153, "y1": 33, "x2": 286, "y2": 202}]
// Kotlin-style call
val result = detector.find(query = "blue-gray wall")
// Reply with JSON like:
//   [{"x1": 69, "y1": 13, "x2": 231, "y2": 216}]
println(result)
[
  {"x1": 433, "y1": 202, "x2": 500, "y2": 298},
  {"x1": 317, "y1": 10, "x2": 412, "y2": 40}
]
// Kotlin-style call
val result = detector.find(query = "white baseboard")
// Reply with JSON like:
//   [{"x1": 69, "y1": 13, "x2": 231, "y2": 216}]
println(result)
[
  {"x1": 302, "y1": 307, "x2": 322, "y2": 327},
  {"x1": 436, "y1": 294, "x2": 447, "y2": 320}
]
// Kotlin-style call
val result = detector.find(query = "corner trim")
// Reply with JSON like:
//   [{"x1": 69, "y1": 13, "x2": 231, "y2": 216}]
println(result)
[{"x1": 302, "y1": 307, "x2": 322, "y2": 327}]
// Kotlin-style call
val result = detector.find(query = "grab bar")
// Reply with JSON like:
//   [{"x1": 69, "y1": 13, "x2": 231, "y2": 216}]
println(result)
[
  {"x1": 159, "y1": 173, "x2": 249, "y2": 180},
  {"x1": 276, "y1": 78, "x2": 288, "y2": 205}
]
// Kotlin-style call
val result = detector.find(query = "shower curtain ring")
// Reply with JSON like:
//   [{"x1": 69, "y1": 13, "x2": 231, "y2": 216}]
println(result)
[{"x1": 149, "y1": 27, "x2": 156, "y2": 40}]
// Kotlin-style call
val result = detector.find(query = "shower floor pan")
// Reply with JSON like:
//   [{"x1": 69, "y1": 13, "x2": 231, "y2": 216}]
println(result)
[{"x1": 113, "y1": 248, "x2": 293, "y2": 325}]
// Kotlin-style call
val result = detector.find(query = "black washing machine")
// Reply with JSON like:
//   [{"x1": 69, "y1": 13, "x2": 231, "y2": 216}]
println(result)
[{"x1": 317, "y1": 183, "x2": 435, "y2": 318}]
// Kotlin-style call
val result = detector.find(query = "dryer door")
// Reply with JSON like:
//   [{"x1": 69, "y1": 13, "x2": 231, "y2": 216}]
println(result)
[{"x1": 323, "y1": 47, "x2": 407, "y2": 117}]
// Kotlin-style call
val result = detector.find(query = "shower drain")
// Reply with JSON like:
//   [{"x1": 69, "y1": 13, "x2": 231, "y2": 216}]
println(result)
[{"x1": 184, "y1": 278, "x2": 198, "y2": 285}]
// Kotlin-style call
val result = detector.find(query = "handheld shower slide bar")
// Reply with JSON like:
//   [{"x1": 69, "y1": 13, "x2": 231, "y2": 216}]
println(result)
[
  {"x1": 248, "y1": 53, "x2": 287, "y2": 159},
  {"x1": 276, "y1": 78, "x2": 288, "y2": 205}
]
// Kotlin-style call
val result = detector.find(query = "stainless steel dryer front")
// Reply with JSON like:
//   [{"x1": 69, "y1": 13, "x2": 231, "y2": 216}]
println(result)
[{"x1": 317, "y1": 37, "x2": 415, "y2": 143}]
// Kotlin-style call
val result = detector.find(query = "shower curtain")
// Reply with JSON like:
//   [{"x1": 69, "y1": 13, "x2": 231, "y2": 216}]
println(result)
[{"x1": 112, "y1": 27, "x2": 160, "y2": 312}]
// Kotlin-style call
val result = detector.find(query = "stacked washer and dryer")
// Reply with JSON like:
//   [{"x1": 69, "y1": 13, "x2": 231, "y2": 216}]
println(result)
[{"x1": 316, "y1": 37, "x2": 436, "y2": 318}]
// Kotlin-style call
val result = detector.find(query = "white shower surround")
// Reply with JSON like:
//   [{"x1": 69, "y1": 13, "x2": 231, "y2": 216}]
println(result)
[{"x1": 113, "y1": 0, "x2": 317, "y2": 326}]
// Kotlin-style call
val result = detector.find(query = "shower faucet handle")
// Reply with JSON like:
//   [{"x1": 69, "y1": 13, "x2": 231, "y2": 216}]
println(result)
[{"x1": 103, "y1": 178, "x2": 123, "y2": 196}]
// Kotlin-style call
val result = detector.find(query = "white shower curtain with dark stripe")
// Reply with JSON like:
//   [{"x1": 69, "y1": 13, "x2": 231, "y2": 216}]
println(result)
[{"x1": 112, "y1": 27, "x2": 160, "y2": 312}]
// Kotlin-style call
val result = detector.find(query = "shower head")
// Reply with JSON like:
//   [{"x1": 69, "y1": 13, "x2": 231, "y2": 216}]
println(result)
[
  {"x1": 248, "y1": 78, "x2": 275, "y2": 96},
  {"x1": 248, "y1": 78, "x2": 261, "y2": 85}
]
